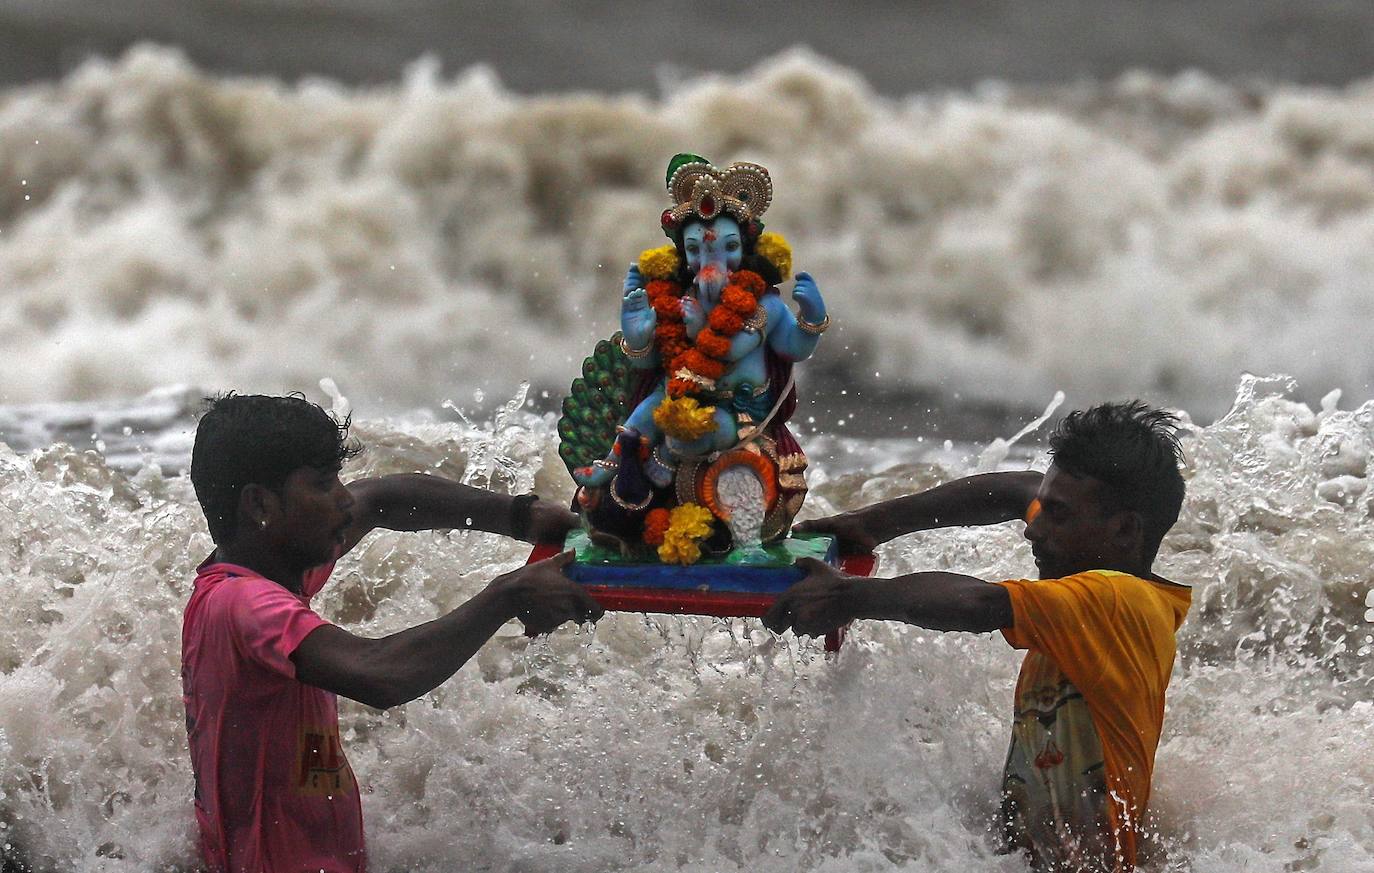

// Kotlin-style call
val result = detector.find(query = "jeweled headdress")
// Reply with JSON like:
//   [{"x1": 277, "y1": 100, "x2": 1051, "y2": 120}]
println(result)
[{"x1": 660, "y1": 153, "x2": 773, "y2": 237}]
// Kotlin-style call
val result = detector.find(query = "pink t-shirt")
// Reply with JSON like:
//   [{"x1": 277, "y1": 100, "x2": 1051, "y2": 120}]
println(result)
[{"x1": 182, "y1": 560, "x2": 366, "y2": 872}]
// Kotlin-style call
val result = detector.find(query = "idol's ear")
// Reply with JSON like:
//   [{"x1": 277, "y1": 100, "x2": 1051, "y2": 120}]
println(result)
[
  {"x1": 638, "y1": 245, "x2": 680, "y2": 281},
  {"x1": 755, "y1": 232, "x2": 792, "y2": 280}
]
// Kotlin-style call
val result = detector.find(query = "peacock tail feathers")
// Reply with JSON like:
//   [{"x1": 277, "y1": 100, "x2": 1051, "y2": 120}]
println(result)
[{"x1": 558, "y1": 332, "x2": 636, "y2": 475}]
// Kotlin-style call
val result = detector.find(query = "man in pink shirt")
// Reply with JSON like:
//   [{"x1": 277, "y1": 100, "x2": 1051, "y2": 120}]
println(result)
[{"x1": 183, "y1": 394, "x2": 602, "y2": 872}]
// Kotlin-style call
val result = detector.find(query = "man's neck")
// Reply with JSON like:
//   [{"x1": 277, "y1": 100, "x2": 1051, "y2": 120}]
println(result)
[
  {"x1": 212, "y1": 542, "x2": 306, "y2": 594},
  {"x1": 1112, "y1": 559, "x2": 1152, "y2": 578},
  {"x1": 1061, "y1": 557, "x2": 1152, "y2": 580}
]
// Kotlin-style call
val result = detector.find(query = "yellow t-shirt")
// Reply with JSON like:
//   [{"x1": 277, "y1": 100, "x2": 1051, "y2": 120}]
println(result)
[{"x1": 996, "y1": 570, "x2": 1191, "y2": 871}]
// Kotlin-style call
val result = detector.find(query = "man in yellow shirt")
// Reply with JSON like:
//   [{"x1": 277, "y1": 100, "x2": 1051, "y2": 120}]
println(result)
[{"x1": 764, "y1": 401, "x2": 1190, "y2": 872}]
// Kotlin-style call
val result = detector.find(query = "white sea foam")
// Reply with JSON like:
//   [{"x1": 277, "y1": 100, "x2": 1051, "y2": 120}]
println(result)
[
  {"x1": 0, "y1": 376, "x2": 1370, "y2": 871},
  {"x1": 1, "y1": 47, "x2": 1372, "y2": 417}
]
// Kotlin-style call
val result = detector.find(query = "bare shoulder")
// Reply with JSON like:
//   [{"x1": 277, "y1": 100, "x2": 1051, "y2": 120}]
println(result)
[{"x1": 343, "y1": 475, "x2": 386, "y2": 509}]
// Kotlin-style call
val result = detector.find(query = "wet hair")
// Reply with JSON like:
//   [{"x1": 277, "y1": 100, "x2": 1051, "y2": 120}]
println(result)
[
  {"x1": 190, "y1": 393, "x2": 362, "y2": 543},
  {"x1": 671, "y1": 215, "x2": 783, "y2": 287},
  {"x1": 1047, "y1": 400, "x2": 1186, "y2": 563}
]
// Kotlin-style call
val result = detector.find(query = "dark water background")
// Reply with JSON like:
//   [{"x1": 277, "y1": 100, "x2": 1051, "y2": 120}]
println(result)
[{"x1": 4, "y1": 0, "x2": 1373, "y2": 95}]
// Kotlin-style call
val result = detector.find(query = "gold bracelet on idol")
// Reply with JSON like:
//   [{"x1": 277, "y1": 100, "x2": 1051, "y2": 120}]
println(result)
[
  {"x1": 619, "y1": 335, "x2": 654, "y2": 358},
  {"x1": 797, "y1": 313, "x2": 830, "y2": 335}
]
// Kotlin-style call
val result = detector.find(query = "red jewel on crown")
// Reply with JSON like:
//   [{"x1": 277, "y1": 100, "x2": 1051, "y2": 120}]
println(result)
[{"x1": 698, "y1": 193, "x2": 717, "y2": 218}]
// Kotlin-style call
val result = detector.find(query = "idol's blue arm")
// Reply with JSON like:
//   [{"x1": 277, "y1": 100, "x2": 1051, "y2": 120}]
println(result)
[
  {"x1": 764, "y1": 272, "x2": 828, "y2": 362},
  {"x1": 620, "y1": 264, "x2": 662, "y2": 370}
]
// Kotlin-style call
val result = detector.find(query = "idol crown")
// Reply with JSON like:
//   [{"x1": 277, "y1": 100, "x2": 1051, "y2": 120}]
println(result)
[{"x1": 661, "y1": 153, "x2": 773, "y2": 234}]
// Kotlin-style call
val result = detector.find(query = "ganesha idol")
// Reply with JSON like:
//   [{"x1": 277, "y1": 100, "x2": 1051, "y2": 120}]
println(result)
[{"x1": 558, "y1": 154, "x2": 829, "y2": 566}]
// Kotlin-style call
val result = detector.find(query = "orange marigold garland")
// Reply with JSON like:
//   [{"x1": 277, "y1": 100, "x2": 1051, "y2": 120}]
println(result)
[
  {"x1": 654, "y1": 270, "x2": 766, "y2": 398},
  {"x1": 646, "y1": 279, "x2": 679, "y2": 305},
  {"x1": 707, "y1": 306, "x2": 744, "y2": 334},
  {"x1": 732, "y1": 270, "x2": 767, "y2": 296},
  {"x1": 638, "y1": 261, "x2": 769, "y2": 442},
  {"x1": 694, "y1": 331, "x2": 731, "y2": 359}
]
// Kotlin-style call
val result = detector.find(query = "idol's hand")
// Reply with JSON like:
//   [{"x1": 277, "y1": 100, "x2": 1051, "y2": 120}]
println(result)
[
  {"x1": 623, "y1": 264, "x2": 644, "y2": 295},
  {"x1": 621, "y1": 271, "x2": 657, "y2": 350},
  {"x1": 791, "y1": 272, "x2": 826, "y2": 324},
  {"x1": 681, "y1": 295, "x2": 705, "y2": 338}
]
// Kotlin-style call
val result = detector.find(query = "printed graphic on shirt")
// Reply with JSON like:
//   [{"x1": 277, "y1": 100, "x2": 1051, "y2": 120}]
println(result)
[
  {"x1": 1000, "y1": 655, "x2": 1115, "y2": 870},
  {"x1": 297, "y1": 722, "x2": 355, "y2": 797}
]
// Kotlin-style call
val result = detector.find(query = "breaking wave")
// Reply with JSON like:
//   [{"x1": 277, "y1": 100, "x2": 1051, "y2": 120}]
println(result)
[{"x1": 1, "y1": 46, "x2": 1372, "y2": 417}]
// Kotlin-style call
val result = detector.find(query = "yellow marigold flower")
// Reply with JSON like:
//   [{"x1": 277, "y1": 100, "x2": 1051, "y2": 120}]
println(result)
[
  {"x1": 658, "y1": 534, "x2": 700, "y2": 566},
  {"x1": 671, "y1": 502, "x2": 715, "y2": 533},
  {"x1": 657, "y1": 502, "x2": 715, "y2": 565},
  {"x1": 654, "y1": 396, "x2": 717, "y2": 442},
  {"x1": 755, "y1": 232, "x2": 792, "y2": 281},
  {"x1": 638, "y1": 245, "x2": 681, "y2": 280}
]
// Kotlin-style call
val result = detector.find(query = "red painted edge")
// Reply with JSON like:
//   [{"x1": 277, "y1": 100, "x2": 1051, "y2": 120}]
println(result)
[
  {"x1": 528, "y1": 543, "x2": 563, "y2": 563},
  {"x1": 838, "y1": 553, "x2": 876, "y2": 577},
  {"x1": 582, "y1": 586, "x2": 777, "y2": 617},
  {"x1": 526, "y1": 543, "x2": 877, "y2": 652}
]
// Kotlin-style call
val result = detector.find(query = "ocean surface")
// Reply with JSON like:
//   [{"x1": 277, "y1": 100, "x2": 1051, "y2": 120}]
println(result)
[
  {"x1": 1, "y1": 41, "x2": 1373, "y2": 872},
  {"x1": 0, "y1": 374, "x2": 1372, "y2": 872},
  {"x1": 2, "y1": 47, "x2": 1374, "y2": 418}
]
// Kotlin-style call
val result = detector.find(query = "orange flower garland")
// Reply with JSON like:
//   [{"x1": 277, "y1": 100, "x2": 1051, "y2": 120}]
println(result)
[
  {"x1": 650, "y1": 270, "x2": 766, "y2": 401},
  {"x1": 707, "y1": 306, "x2": 744, "y2": 334}
]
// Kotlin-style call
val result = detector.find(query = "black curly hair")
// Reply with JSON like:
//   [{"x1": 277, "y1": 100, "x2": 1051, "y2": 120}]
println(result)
[
  {"x1": 1048, "y1": 400, "x2": 1186, "y2": 563},
  {"x1": 190, "y1": 393, "x2": 362, "y2": 543}
]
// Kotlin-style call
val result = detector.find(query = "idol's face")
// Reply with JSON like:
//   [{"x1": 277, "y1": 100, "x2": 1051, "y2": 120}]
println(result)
[{"x1": 683, "y1": 216, "x2": 743, "y2": 306}]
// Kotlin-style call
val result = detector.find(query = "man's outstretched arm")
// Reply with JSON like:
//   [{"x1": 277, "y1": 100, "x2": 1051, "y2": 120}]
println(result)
[
  {"x1": 340, "y1": 474, "x2": 578, "y2": 554},
  {"x1": 292, "y1": 551, "x2": 602, "y2": 710},
  {"x1": 794, "y1": 470, "x2": 1042, "y2": 551},
  {"x1": 762, "y1": 557, "x2": 1012, "y2": 637}
]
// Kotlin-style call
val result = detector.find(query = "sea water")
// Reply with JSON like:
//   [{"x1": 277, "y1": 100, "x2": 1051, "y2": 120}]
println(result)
[
  {"x1": 2, "y1": 47, "x2": 1374, "y2": 418},
  {"x1": 0, "y1": 374, "x2": 1370, "y2": 872},
  {"x1": 2, "y1": 45, "x2": 1373, "y2": 872}
]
